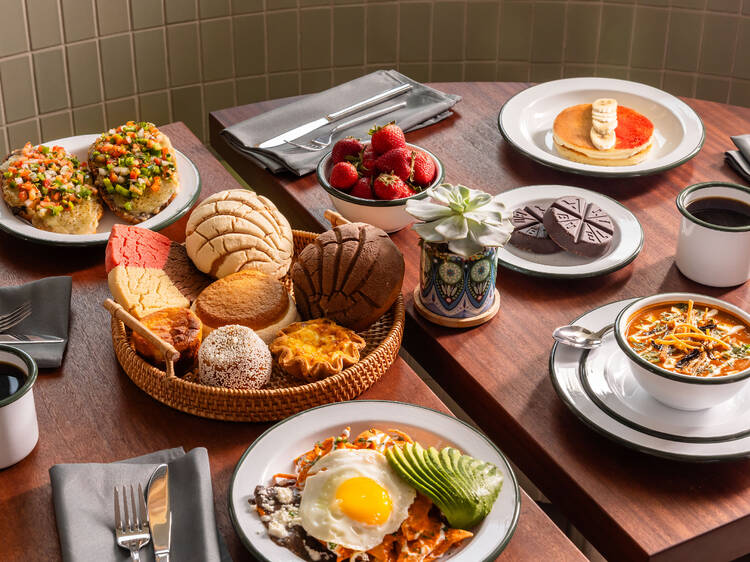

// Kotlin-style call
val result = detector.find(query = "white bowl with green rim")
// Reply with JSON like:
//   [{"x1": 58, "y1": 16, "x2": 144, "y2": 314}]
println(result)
[
  {"x1": 0, "y1": 345, "x2": 39, "y2": 468},
  {"x1": 675, "y1": 182, "x2": 750, "y2": 287},
  {"x1": 614, "y1": 293, "x2": 750, "y2": 411},
  {"x1": 316, "y1": 142, "x2": 444, "y2": 233}
]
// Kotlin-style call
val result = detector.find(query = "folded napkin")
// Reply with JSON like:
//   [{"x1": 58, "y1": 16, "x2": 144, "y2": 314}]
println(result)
[
  {"x1": 221, "y1": 69, "x2": 461, "y2": 176},
  {"x1": 0, "y1": 276, "x2": 71, "y2": 368},
  {"x1": 724, "y1": 134, "x2": 750, "y2": 183},
  {"x1": 50, "y1": 447, "x2": 232, "y2": 562}
]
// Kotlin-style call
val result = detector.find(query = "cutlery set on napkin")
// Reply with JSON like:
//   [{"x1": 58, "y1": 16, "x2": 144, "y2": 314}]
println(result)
[
  {"x1": 50, "y1": 447, "x2": 231, "y2": 562},
  {"x1": 221, "y1": 69, "x2": 461, "y2": 176}
]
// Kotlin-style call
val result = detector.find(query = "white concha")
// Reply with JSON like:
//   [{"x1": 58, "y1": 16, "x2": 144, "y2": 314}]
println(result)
[{"x1": 185, "y1": 189, "x2": 294, "y2": 279}]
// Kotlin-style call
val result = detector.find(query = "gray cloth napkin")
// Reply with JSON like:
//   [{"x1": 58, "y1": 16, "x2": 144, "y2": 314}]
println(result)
[
  {"x1": 50, "y1": 447, "x2": 232, "y2": 562},
  {"x1": 221, "y1": 69, "x2": 461, "y2": 176},
  {"x1": 0, "y1": 276, "x2": 71, "y2": 368},
  {"x1": 724, "y1": 134, "x2": 750, "y2": 183}
]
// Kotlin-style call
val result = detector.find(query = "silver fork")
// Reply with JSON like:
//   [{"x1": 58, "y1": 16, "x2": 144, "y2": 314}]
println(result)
[
  {"x1": 285, "y1": 101, "x2": 408, "y2": 151},
  {"x1": 0, "y1": 301, "x2": 31, "y2": 332},
  {"x1": 114, "y1": 484, "x2": 151, "y2": 561}
]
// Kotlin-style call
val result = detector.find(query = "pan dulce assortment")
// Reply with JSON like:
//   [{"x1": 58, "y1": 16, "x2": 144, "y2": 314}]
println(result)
[{"x1": 105, "y1": 189, "x2": 405, "y2": 389}]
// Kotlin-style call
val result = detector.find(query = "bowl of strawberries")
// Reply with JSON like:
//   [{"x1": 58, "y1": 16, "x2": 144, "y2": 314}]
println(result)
[{"x1": 316, "y1": 122, "x2": 444, "y2": 232}]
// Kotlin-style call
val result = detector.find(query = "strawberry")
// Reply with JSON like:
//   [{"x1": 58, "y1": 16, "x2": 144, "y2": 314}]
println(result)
[
  {"x1": 375, "y1": 147, "x2": 413, "y2": 181},
  {"x1": 369, "y1": 122, "x2": 406, "y2": 154},
  {"x1": 331, "y1": 137, "x2": 363, "y2": 165},
  {"x1": 359, "y1": 144, "x2": 377, "y2": 177},
  {"x1": 350, "y1": 176, "x2": 374, "y2": 199},
  {"x1": 329, "y1": 161, "x2": 359, "y2": 190},
  {"x1": 373, "y1": 173, "x2": 416, "y2": 200},
  {"x1": 410, "y1": 151, "x2": 437, "y2": 186}
]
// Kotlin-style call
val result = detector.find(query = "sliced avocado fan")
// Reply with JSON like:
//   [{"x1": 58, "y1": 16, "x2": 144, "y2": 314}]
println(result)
[{"x1": 385, "y1": 442, "x2": 503, "y2": 529}]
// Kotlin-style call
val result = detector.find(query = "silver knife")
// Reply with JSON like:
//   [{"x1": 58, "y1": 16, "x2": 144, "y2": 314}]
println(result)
[
  {"x1": 0, "y1": 334, "x2": 65, "y2": 344},
  {"x1": 147, "y1": 464, "x2": 171, "y2": 562},
  {"x1": 257, "y1": 82, "x2": 413, "y2": 148}
]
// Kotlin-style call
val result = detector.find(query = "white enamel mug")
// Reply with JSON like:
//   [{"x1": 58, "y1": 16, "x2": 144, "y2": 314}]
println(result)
[
  {"x1": 675, "y1": 182, "x2": 750, "y2": 287},
  {"x1": 0, "y1": 345, "x2": 39, "y2": 469}
]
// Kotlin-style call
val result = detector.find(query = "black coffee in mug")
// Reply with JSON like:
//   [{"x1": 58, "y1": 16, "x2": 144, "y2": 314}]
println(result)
[
  {"x1": 686, "y1": 196, "x2": 750, "y2": 228},
  {"x1": 0, "y1": 362, "x2": 27, "y2": 400}
]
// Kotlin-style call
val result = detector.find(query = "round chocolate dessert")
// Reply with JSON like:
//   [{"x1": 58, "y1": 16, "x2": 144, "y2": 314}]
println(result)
[
  {"x1": 509, "y1": 204, "x2": 562, "y2": 254},
  {"x1": 542, "y1": 196, "x2": 614, "y2": 257}
]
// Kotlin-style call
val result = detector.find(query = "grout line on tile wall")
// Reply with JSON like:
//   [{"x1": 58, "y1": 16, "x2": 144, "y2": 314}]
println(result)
[
  {"x1": 125, "y1": 0, "x2": 141, "y2": 125},
  {"x1": 55, "y1": 0, "x2": 75, "y2": 136},
  {"x1": 624, "y1": 1, "x2": 637, "y2": 83},
  {"x1": 91, "y1": 0, "x2": 108, "y2": 131}
]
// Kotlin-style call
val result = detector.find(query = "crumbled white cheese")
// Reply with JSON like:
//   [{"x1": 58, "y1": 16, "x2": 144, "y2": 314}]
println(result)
[
  {"x1": 305, "y1": 546, "x2": 322, "y2": 561},
  {"x1": 275, "y1": 486, "x2": 293, "y2": 504},
  {"x1": 266, "y1": 506, "x2": 300, "y2": 539},
  {"x1": 267, "y1": 519, "x2": 287, "y2": 539}
]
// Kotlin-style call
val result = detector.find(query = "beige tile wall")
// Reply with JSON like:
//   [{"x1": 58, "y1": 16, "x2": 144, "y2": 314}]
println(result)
[{"x1": 2, "y1": 0, "x2": 750, "y2": 150}]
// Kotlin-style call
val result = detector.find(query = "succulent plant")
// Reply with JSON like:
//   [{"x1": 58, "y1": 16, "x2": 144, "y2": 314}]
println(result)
[{"x1": 405, "y1": 183, "x2": 513, "y2": 258}]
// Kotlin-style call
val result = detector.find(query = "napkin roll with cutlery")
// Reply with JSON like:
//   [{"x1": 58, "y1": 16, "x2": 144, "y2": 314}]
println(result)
[
  {"x1": 221, "y1": 69, "x2": 461, "y2": 176},
  {"x1": 50, "y1": 447, "x2": 232, "y2": 562},
  {"x1": 725, "y1": 135, "x2": 750, "y2": 182},
  {"x1": 0, "y1": 276, "x2": 71, "y2": 368}
]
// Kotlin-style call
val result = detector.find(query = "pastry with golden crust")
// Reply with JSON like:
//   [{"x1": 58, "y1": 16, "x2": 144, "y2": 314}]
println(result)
[
  {"x1": 269, "y1": 318, "x2": 367, "y2": 381},
  {"x1": 130, "y1": 307, "x2": 202, "y2": 375}
]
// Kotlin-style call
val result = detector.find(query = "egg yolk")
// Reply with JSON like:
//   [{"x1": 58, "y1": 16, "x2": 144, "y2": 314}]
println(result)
[{"x1": 334, "y1": 477, "x2": 392, "y2": 525}]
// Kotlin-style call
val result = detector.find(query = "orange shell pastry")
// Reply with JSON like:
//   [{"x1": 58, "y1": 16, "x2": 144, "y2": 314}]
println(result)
[{"x1": 269, "y1": 318, "x2": 367, "y2": 381}]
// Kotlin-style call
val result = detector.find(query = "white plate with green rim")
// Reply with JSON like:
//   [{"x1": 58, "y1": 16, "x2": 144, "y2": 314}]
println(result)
[
  {"x1": 0, "y1": 134, "x2": 201, "y2": 246},
  {"x1": 495, "y1": 185, "x2": 643, "y2": 278},
  {"x1": 498, "y1": 77, "x2": 704, "y2": 178},
  {"x1": 229, "y1": 400, "x2": 520, "y2": 562},
  {"x1": 550, "y1": 299, "x2": 750, "y2": 461}
]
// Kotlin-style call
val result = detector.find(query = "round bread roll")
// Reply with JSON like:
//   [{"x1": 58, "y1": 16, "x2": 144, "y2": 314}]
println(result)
[
  {"x1": 292, "y1": 222, "x2": 405, "y2": 331},
  {"x1": 191, "y1": 269, "x2": 299, "y2": 344},
  {"x1": 198, "y1": 325, "x2": 272, "y2": 390},
  {"x1": 185, "y1": 189, "x2": 293, "y2": 279},
  {"x1": 130, "y1": 307, "x2": 202, "y2": 375}
]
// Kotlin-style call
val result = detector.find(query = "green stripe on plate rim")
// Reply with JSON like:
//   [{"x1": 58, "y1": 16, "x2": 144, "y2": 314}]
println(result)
[
  {"x1": 228, "y1": 400, "x2": 521, "y2": 562},
  {"x1": 0, "y1": 345, "x2": 37, "y2": 409},
  {"x1": 0, "y1": 149, "x2": 201, "y2": 247},
  {"x1": 496, "y1": 84, "x2": 706, "y2": 179},
  {"x1": 495, "y1": 185, "x2": 645, "y2": 279},
  {"x1": 548, "y1": 298, "x2": 750, "y2": 462}
]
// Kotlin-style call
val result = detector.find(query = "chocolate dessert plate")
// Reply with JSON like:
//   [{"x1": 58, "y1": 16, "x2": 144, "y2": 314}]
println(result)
[
  {"x1": 0, "y1": 134, "x2": 201, "y2": 246},
  {"x1": 496, "y1": 185, "x2": 643, "y2": 278},
  {"x1": 498, "y1": 77, "x2": 704, "y2": 177},
  {"x1": 230, "y1": 400, "x2": 520, "y2": 562},
  {"x1": 550, "y1": 299, "x2": 750, "y2": 461}
]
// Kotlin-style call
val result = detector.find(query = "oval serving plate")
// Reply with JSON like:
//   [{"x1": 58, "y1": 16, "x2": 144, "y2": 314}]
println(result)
[
  {"x1": 0, "y1": 134, "x2": 201, "y2": 246},
  {"x1": 495, "y1": 185, "x2": 643, "y2": 278},
  {"x1": 229, "y1": 400, "x2": 520, "y2": 562},
  {"x1": 550, "y1": 299, "x2": 750, "y2": 461},
  {"x1": 498, "y1": 77, "x2": 704, "y2": 178}
]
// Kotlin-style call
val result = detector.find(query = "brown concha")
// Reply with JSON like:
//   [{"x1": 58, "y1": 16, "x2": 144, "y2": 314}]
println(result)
[{"x1": 292, "y1": 222, "x2": 404, "y2": 332}]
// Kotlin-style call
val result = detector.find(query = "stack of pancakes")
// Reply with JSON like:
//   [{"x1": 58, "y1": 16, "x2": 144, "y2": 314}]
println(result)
[{"x1": 553, "y1": 103, "x2": 654, "y2": 166}]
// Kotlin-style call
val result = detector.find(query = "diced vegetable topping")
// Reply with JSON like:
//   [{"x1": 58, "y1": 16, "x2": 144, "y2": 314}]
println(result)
[
  {"x1": 89, "y1": 121, "x2": 176, "y2": 200},
  {"x1": 3, "y1": 142, "x2": 94, "y2": 218}
]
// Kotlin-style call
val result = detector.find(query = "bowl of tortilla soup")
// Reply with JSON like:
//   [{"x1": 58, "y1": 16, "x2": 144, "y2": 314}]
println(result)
[{"x1": 614, "y1": 293, "x2": 750, "y2": 410}]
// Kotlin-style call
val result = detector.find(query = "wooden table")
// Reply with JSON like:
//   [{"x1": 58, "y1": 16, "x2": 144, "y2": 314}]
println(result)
[
  {"x1": 211, "y1": 83, "x2": 750, "y2": 562},
  {"x1": 0, "y1": 122, "x2": 583, "y2": 562}
]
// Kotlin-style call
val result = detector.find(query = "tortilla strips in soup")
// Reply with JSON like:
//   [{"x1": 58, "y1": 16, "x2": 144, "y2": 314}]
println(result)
[{"x1": 625, "y1": 300, "x2": 750, "y2": 377}]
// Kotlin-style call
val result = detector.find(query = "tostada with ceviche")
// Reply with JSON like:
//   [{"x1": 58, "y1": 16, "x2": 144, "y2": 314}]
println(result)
[
  {"x1": 88, "y1": 121, "x2": 179, "y2": 223},
  {"x1": 0, "y1": 142, "x2": 102, "y2": 234},
  {"x1": 251, "y1": 426, "x2": 502, "y2": 561}
]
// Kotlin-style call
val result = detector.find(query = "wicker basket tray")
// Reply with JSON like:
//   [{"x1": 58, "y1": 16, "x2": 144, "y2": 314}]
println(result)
[{"x1": 105, "y1": 215, "x2": 404, "y2": 422}]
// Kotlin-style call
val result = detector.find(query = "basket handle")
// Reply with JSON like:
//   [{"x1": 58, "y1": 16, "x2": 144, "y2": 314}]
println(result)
[
  {"x1": 324, "y1": 209, "x2": 351, "y2": 227},
  {"x1": 102, "y1": 299, "x2": 179, "y2": 378}
]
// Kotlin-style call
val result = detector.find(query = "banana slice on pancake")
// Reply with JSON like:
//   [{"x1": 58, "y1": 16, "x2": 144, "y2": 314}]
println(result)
[{"x1": 590, "y1": 98, "x2": 618, "y2": 150}]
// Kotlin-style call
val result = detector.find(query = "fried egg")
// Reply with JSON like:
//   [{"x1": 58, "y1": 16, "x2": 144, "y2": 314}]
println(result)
[{"x1": 299, "y1": 448, "x2": 416, "y2": 551}]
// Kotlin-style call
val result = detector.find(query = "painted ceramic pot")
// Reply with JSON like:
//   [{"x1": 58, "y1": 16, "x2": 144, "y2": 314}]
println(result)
[{"x1": 419, "y1": 241, "x2": 497, "y2": 318}]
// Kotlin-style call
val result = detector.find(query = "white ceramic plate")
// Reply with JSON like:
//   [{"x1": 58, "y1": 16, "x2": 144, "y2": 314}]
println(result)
[
  {"x1": 229, "y1": 400, "x2": 520, "y2": 562},
  {"x1": 0, "y1": 134, "x2": 201, "y2": 246},
  {"x1": 550, "y1": 299, "x2": 750, "y2": 461},
  {"x1": 495, "y1": 185, "x2": 643, "y2": 278},
  {"x1": 498, "y1": 77, "x2": 705, "y2": 177}
]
